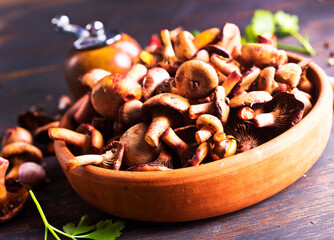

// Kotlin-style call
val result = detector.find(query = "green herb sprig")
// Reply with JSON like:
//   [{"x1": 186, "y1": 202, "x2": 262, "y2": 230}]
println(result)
[
  {"x1": 29, "y1": 190, "x2": 125, "y2": 240},
  {"x1": 243, "y1": 9, "x2": 315, "y2": 56}
]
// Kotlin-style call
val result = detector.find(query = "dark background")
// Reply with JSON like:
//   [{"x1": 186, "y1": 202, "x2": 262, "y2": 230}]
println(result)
[{"x1": 0, "y1": 0, "x2": 333, "y2": 239}]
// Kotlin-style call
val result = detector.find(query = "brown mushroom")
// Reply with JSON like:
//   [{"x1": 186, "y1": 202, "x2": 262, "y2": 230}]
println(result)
[
  {"x1": 173, "y1": 30, "x2": 198, "y2": 61},
  {"x1": 1, "y1": 142, "x2": 43, "y2": 184},
  {"x1": 217, "y1": 22, "x2": 242, "y2": 54},
  {"x1": 240, "y1": 43, "x2": 288, "y2": 68},
  {"x1": 193, "y1": 27, "x2": 220, "y2": 50},
  {"x1": 118, "y1": 99, "x2": 143, "y2": 127},
  {"x1": 48, "y1": 123, "x2": 104, "y2": 154},
  {"x1": 256, "y1": 66, "x2": 277, "y2": 93},
  {"x1": 73, "y1": 93, "x2": 97, "y2": 124},
  {"x1": 209, "y1": 54, "x2": 240, "y2": 77},
  {"x1": 142, "y1": 67, "x2": 170, "y2": 100},
  {"x1": 222, "y1": 70, "x2": 242, "y2": 96},
  {"x1": 127, "y1": 148, "x2": 174, "y2": 171},
  {"x1": 253, "y1": 92, "x2": 305, "y2": 134},
  {"x1": 91, "y1": 63, "x2": 147, "y2": 120},
  {"x1": 238, "y1": 66, "x2": 260, "y2": 90},
  {"x1": 175, "y1": 59, "x2": 219, "y2": 100},
  {"x1": 161, "y1": 127, "x2": 195, "y2": 167},
  {"x1": 155, "y1": 77, "x2": 179, "y2": 95},
  {"x1": 191, "y1": 49, "x2": 210, "y2": 62},
  {"x1": 79, "y1": 68, "x2": 111, "y2": 89},
  {"x1": 159, "y1": 29, "x2": 179, "y2": 66},
  {"x1": 142, "y1": 93, "x2": 190, "y2": 148},
  {"x1": 228, "y1": 91, "x2": 273, "y2": 108},
  {"x1": 275, "y1": 63, "x2": 302, "y2": 89},
  {"x1": 119, "y1": 123, "x2": 161, "y2": 168},
  {"x1": 210, "y1": 135, "x2": 237, "y2": 160},
  {"x1": 0, "y1": 158, "x2": 28, "y2": 224},
  {"x1": 225, "y1": 122, "x2": 267, "y2": 153},
  {"x1": 189, "y1": 86, "x2": 230, "y2": 124},
  {"x1": 66, "y1": 140, "x2": 124, "y2": 171},
  {"x1": 195, "y1": 114, "x2": 224, "y2": 144},
  {"x1": 2, "y1": 127, "x2": 33, "y2": 147},
  {"x1": 184, "y1": 141, "x2": 210, "y2": 167}
]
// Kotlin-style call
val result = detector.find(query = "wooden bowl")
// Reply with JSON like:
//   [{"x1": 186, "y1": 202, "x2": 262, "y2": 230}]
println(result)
[{"x1": 54, "y1": 53, "x2": 333, "y2": 222}]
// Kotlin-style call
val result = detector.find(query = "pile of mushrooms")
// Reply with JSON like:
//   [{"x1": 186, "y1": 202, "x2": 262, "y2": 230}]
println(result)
[{"x1": 49, "y1": 23, "x2": 313, "y2": 171}]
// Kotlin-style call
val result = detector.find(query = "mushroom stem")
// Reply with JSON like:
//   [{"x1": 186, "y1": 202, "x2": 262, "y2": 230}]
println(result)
[
  {"x1": 161, "y1": 127, "x2": 193, "y2": 167},
  {"x1": 145, "y1": 113, "x2": 172, "y2": 148},
  {"x1": 185, "y1": 142, "x2": 210, "y2": 167},
  {"x1": 48, "y1": 128, "x2": 91, "y2": 149},
  {"x1": 253, "y1": 112, "x2": 276, "y2": 128},
  {"x1": 0, "y1": 157, "x2": 28, "y2": 224},
  {"x1": 5, "y1": 161, "x2": 21, "y2": 184},
  {"x1": 160, "y1": 29, "x2": 178, "y2": 64},
  {"x1": 67, "y1": 154, "x2": 105, "y2": 171},
  {"x1": 222, "y1": 70, "x2": 242, "y2": 96},
  {"x1": 189, "y1": 102, "x2": 215, "y2": 120}
]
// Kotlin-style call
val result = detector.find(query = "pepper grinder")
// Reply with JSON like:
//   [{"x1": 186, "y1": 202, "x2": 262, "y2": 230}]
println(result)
[{"x1": 52, "y1": 15, "x2": 141, "y2": 99}]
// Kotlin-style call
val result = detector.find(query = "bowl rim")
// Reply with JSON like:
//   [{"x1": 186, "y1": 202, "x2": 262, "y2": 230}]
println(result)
[{"x1": 55, "y1": 52, "x2": 332, "y2": 184}]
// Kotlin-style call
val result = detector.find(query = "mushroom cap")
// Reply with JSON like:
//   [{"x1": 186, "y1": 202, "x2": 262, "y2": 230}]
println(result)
[
  {"x1": 200, "y1": 44, "x2": 231, "y2": 59},
  {"x1": 119, "y1": 123, "x2": 161, "y2": 168},
  {"x1": 0, "y1": 158, "x2": 28, "y2": 224},
  {"x1": 175, "y1": 60, "x2": 219, "y2": 99},
  {"x1": 1, "y1": 142, "x2": 43, "y2": 164},
  {"x1": 2, "y1": 127, "x2": 33, "y2": 147},
  {"x1": 91, "y1": 73, "x2": 142, "y2": 120},
  {"x1": 142, "y1": 93, "x2": 190, "y2": 125},
  {"x1": 75, "y1": 123, "x2": 104, "y2": 152},
  {"x1": 228, "y1": 91, "x2": 273, "y2": 108}
]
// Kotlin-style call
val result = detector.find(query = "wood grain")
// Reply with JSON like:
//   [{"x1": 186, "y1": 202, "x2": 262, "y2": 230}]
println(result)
[{"x1": 0, "y1": 0, "x2": 334, "y2": 239}]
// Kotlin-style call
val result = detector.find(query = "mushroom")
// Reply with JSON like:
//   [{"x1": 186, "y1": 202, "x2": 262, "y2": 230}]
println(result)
[
  {"x1": 79, "y1": 68, "x2": 111, "y2": 89},
  {"x1": 118, "y1": 99, "x2": 143, "y2": 127},
  {"x1": 195, "y1": 114, "x2": 224, "y2": 144},
  {"x1": 159, "y1": 29, "x2": 179, "y2": 66},
  {"x1": 209, "y1": 54, "x2": 240, "y2": 77},
  {"x1": 66, "y1": 140, "x2": 124, "y2": 171},
  {"x1": 193, "y1": 27, "x2": 220, "y2": 50},
  {"x1": 189, "y1": 86, "x2": 230, "y2": 124},
  {"x1": 91, "y1": 63, "x2": 147, "y2": 120},
  {"x1": 161, "y1": 127, "x2": 196, "y2": 167},
  {"x1": 173, "y1": 30, "x2": 197, "y2": 61},
  {"x1": 184, "y1": 141, "x2": 210, "y2": 167},
  {"x1": 210, "y1": 135, "x2": 237, "y2": 160},
  {"x1": 142, "y1": 93, "x2": 190, "y2": 148},
  {"x1": 0, "y1": 157, "x2": 28, "y2": 224},
  {"x1": 228, "y1": 91, "x2": 273, "y2": 108},
  {"x1": 221, "y1": 70, "x2": 242, "y2": 96},
  {"x1": 73, "y1": 93, "x2": 97, "y2": 124},
  {"x1": 191, "y1": 49, "x2": 210, "y2": 62},
  {"x1": 2, "y1": 127, "x2": 33, "y2": 147},
  {"x1": 240, "y1": 43, "x2": 288, "y2": 68},
  {"x1": 48, "y1": 123, "x2": 104, "y2": 155},
  {"x1": 217, "y1": 22, "x2": 242, "y2": 54},
  {"x1": 253, "y1": 92, "x2": 305, "y2": 135},
  {"x1": 142, "y1": 67, "x2": 170, "y2": 100},
  {"x1": 1, "y1": 142, "x2": 43, "y2": 184},
  {"x1": 175, "y1": 59, "x2": 219, "y2": 100},
  {"x1": 275, "y1": 63, "x2": 302, "y2": 89},
  {"x1": 239, "y1": 66, "x2": 261, "y2": 92},
  {"x1": 127, "y1": 148, "x2": 174, "y2": 171},
  {"x1": 155, "y1": 77, "x2": 179, "y2": 95},
  {"x1": 256, "y1": 66, "x2": 277, "y2": 93},
  {"x1": 200, "y1": 45, "x2": 231, "y2": 59},
  {"x1": 119, "y1": 123, "x2": 161, "y2": 168}
]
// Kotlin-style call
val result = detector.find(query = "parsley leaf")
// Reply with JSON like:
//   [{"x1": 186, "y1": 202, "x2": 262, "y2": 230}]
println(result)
[
  {"x1": 80, "y1": 219, "x2": 125, "y2": 240},
  {"x1": 244, "y1": 9, "x2": 275, "y2": 43},
  {"x1": 63, "y1": 215, "x2": 96, "y2": 236},
  {"x1": 29, "y1": 190, "x2": 125, "y2": 240},
  {"x1": 243, "y1": 9, "x2": 315, "y2": 55}
]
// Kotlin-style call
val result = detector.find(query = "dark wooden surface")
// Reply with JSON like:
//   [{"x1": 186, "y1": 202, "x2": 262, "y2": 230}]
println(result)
[{"x1": 1, "y1": 0, "x2": 334, "y2": 239}]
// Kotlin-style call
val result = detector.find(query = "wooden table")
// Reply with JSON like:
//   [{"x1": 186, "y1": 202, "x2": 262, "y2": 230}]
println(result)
[{"x1": 1, "y1": 0, "x2": 334, "y2": 239}]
